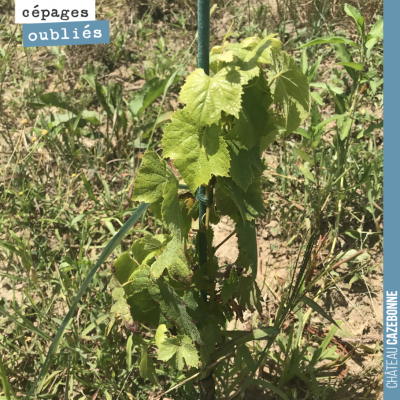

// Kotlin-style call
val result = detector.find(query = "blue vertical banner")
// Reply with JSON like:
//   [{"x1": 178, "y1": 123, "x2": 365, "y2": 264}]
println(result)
[
  {"x1": 384, "y1": 0, "x2": 399, "y2": 397},
  {"x1": 23, "y1": 20, "x2": 110, "y2": 47}
]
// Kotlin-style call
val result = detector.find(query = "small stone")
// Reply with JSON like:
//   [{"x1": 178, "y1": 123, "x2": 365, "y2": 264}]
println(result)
[
  {"x1": 362, "y1": 295, "x2": 370, "y2": 305},
  {"x1": 261, "y1": 229, "x2": 268, "y2": 239}
]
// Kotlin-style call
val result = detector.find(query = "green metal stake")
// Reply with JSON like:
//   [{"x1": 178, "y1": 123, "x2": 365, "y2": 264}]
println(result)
[
  {"x1": 197, "y1": 0, "x2": 210, "y2": 303},
  {"x1": 197, "y1": 2, "x2": 216, "y2": 399}
]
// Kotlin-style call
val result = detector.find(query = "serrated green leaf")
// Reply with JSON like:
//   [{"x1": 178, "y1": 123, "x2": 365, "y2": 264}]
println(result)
[
  {"x1": 149, "y1": 281, "x2": 202, "y2": 343},
  {"x1": 139, "y1": 345, "x2": 158, "y2": 385},
  {"x1": 221, "y1": 268, "x2": 239, "y2": 304},
  {"x1": 227, "y1": 74, "x2": 273, "y2": 149},
  {"x1": 179, "y1": 68, "x2": 243, "y2": 126},
  {"x1": 132, "y1": 151, "x2": 168, "y2": 203},
  {"x1": 142, "y1": 235, "x2": 169, "y2": 251},
  {"x1": 216, "y1": 177, "x2": 264, "y2": 221},
  {"x1": 158, "y1": 336, "x2": 180, "y2": 362},
  {"x1": 259, "y1": 112, "x2": 284, "y2": 152},
  {"x1": 180, "y1": 199, "x2": 193, "y2": 238},
  {"x1": 150, "y1": 237, "x2": 192, "y2": 284},
  {"x1": 162, "y1": 169, "x2": 183, "y2": 238},
  {"x1": 127, "y1": 290, "x2": 165, "y2": 327},
  {"x1": 150, "y1": 201, "x2": 163, "y2": 220},
  {"x1": 199, "y1": 322, "x2": 223, "y2": 365},
  {"x1": 157, "y1": 333, "x2": 199, "y2": 370},
  {"x1": 155, "y1": 324, "x2": 169, "y2": 348},
  {"x1": 243, "y1": 34, "x2": 282, "y2": 64},
  {"x1": 108, "y1": 276, "x2": 135, "y2": 329},
  {"x1": 113, "y1": 252, "x2": 139, "y2": 285},
  {"x1": 163, "y1": 109, "x2": 230, "y2": 193},
  {"x1": 268, "y1": 52, "x2": 310, "y2": 134},
  {"x1": 228, "y1": 142, "x2": 260, "y2": 191},
  {"x1": 176, "y1": 335, "x2": 199, "y2": 368},
  {"x1": 226, "y1": 42, "x2": 249, "y2": 57},
  {"x1": 130, "y1": 236, "x2": 160, "y2": 266},
  {"x1": 227, "y1": 35, "x2": 282, "y2": 86},
  {"x1": 124, "y1": 265, "x2": 152, "y2": 296},
  {"x1": 235, "y1": 218, "x2": 258, "y2": 278}
]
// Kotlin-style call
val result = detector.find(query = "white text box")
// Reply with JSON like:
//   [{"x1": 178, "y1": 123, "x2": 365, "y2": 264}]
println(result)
[{"x1": 15, "y1": 1, "x2": 95, "y2": 24}]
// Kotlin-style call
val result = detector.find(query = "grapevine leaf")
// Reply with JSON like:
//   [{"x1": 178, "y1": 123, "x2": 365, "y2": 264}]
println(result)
[
  {"x1": 142, "y1": 235, "x2": 170, "y2": 251},
  {"x1": 235, "y1": 218, "x2": 258, "y2": 278},
  {"x1": 150, "y1": 237, "x2": 192, "y2": 284},
  {"x1": 108, "y1": 275, "x2": 135, "y2": 330},
  {"x1": 132, "y1": 151, "x2": 168, "y2": 203},
  {"x1": 225, "y1": 43, "x2": 251, "y2": 61},
  {"x1": 113, "y1": 252, "x2": 139, "y2": 285},
  {"x1": 214, "y1": 188, "x2": 240, "y2": 217},
  {"x1": 243, "y1": 34, "x2": 282, "y2": 64},
  {"x1": 139, "y1": 345, "x2": 158, "y2": 385},
  {"x1": 228, "y1": 142, "x2": 260, "y2": 191},
  {"x1": 180, "y1": 199, "x2": 193, "y2": 239},
  {"x1": 216, "y1": 177, "x2": 264, "y2": 221},
  {"x1": 127, "y1": 290, "x2": 165, "y2": 327},
  {"x1": 237, "y1": 62, "x2": 260, "y2": 85},
  {"x1": 163, "y1": 109, "x2": 230, "y2": 193},
  {"x1": 157, "y1": 333, "x2": 199, "y2": 370},
  {"x1": 150, "y1": 201, "x2": 163, "y2": 220},
  {"x1": 237, "y1": 276, "x2": 262, "y2": 314},
  {"x1": 179, "y1": 68, "x2": 243, "y2": 126},
  {"x1": 158, "y1": 336, "x2": 179, "y2": 362},
  {"x1": 218, "y1": 50, "x2": 236, "y2": 63},
  {"x1": 227, "y1": 74, "x2": 273, "y2": 149},
  {"x1": 221, "y1": 268, "x2": 239, "y2": 304},
  {"x1": 182, "y1": 291, "x2": 209, "y2": 328},
  {"x1": 155, "y1": 324, "x2": 169, "y2": 348},
  {"x1": 124, "y1": 265, "x2": 152, "y2": 296},
  {"x1": 175, "y1": 335, "x2": 199, "y2": 369},
  {"x1": 199, "y1": 323, "x2": 223, "y2": 365},
  {"x1": 162, "y1": 169, "x2": 183, "y2": 238},
  {"x1": 149, "y1": 280, "x2": 202, "y2": 344},
  {"x1": 268, "y1": 52, "x2": 310, "y2": 134},
  {"x1": 222, "y1": 36, "x2": 282, "y2": 85},
  {"x1": 259, "y1": 111, "x2": 285, "y2": 153},
  {"x1": 131, "y1": 236, "x2": 163, "y2": 265}
]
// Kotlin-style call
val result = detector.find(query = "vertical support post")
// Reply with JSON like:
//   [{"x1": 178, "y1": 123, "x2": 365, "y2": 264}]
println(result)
[
  {"x1": 197, "y1": 2, "x2": 216, "y2": 400},
  {"x1": 197, "y1": 0, "x2": 210, "y2": 303}
]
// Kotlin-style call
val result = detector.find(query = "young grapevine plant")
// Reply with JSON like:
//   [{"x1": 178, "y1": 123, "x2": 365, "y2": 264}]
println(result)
[{"x1": 108, "y1": 33, "x2": 310, "y2": 391}]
